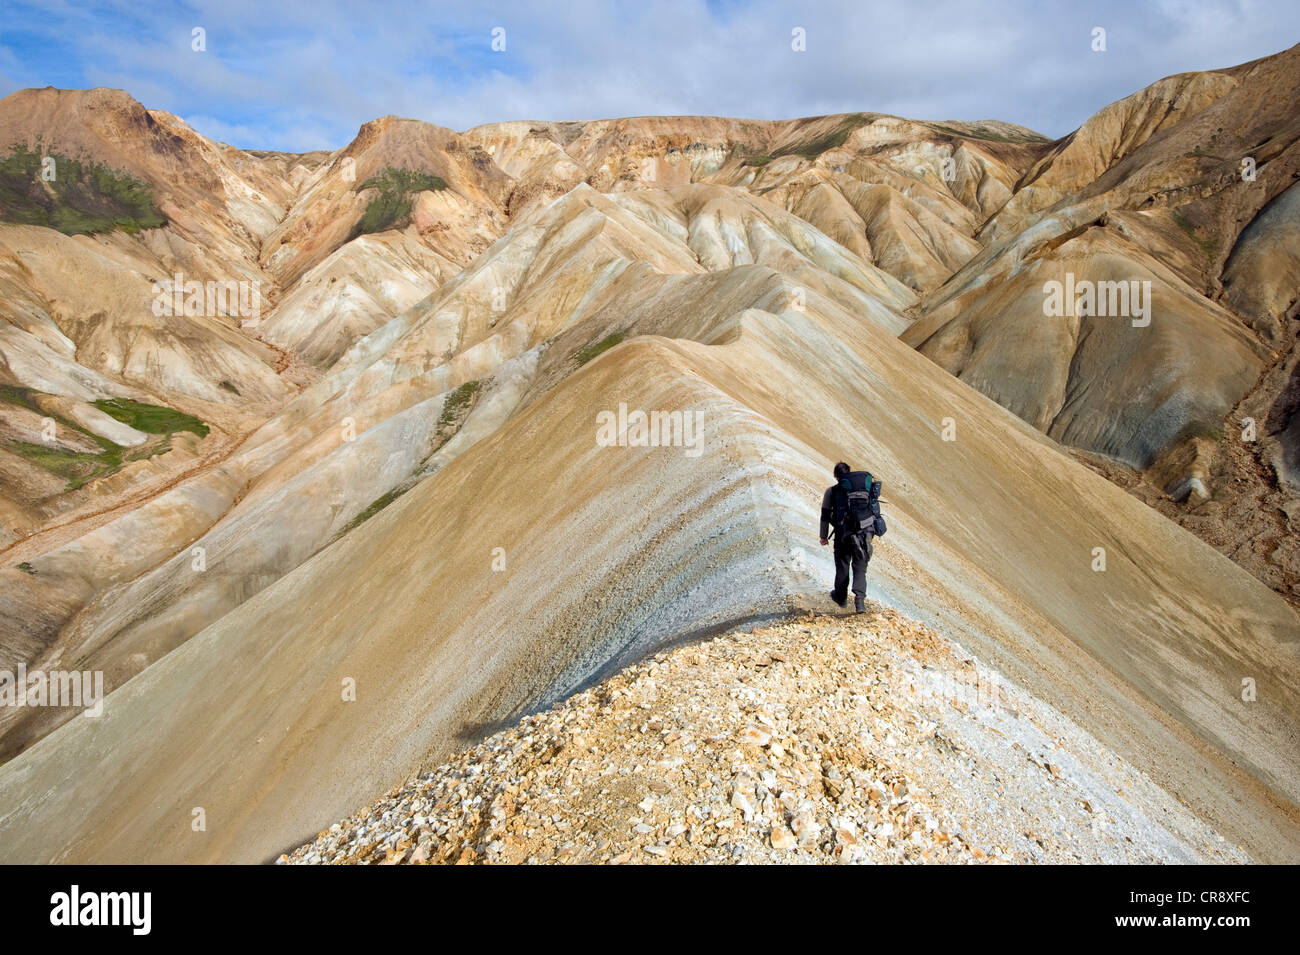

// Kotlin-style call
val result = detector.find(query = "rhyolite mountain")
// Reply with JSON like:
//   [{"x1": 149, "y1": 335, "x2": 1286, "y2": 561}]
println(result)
[{"x1": 0, "y1": 45, "x2": 1297, "y2": 863}]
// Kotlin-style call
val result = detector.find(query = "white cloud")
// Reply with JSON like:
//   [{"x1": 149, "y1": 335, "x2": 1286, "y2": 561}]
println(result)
[{"x1": 1, "y1": 0, "x2": 1297, "y2": 150}]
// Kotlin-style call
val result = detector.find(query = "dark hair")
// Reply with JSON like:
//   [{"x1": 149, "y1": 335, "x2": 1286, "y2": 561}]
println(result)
[{"x1": 833, "y1": 462, "x2": 850, "y2": 478}]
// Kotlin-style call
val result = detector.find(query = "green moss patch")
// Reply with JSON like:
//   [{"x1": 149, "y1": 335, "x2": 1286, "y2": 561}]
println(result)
[
  {"x1": 779, "y1": 116, "x2": 867, "y2": 160},
  {"x1": 353, "y1": 167, "x2": 450, "y2": 237},
  {"x1": 0, "y1": 383, "x2": 42, "y2": 413},
  {"x1": 343, "y1": 485, "x2": 410, "y2": 533},
  {"x1": 93, "y1": 397, "x2": 209, "y2": 438},
  {"x1": 572, "y1": 332, "x2": 626, "y2": 367},
  {"x1": 2, "y1": 394, "x2": 207, "y2": 492},
  {"x1": 436, "y1": 379, "x2": 481, "y2": 433},
  {"x1": 926, "y1": 122, "x2": 1050, "y2": 144},
  {"x1": 0, "y1": 143, "x2": 166, "y2": 235},
  {"x1": 7, "y1": 439, "x2": 118, "y2": 491}
]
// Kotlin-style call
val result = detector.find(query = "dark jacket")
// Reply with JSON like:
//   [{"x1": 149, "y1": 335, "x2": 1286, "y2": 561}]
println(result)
[
  {"x1": 819, "y1": 485, "x2": 839, "y2": 540},
  {"x1": 820, "y1": 480, "x2": 875, "y2": 541}
]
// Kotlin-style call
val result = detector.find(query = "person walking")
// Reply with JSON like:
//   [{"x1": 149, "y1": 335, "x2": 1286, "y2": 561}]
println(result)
[{"x1": 819, "y1": 461, "x2": 885, "y2": 613}]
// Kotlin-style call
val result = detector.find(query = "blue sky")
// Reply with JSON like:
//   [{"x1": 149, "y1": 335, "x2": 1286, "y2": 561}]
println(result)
[{"x1": 0, "y1": 0, "x2": 1296, "y2": 151}]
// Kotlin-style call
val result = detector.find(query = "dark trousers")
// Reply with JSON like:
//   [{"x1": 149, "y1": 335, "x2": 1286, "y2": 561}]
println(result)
[{"x1": 832, "y1": 530, "x2": 872, "y2": 600}]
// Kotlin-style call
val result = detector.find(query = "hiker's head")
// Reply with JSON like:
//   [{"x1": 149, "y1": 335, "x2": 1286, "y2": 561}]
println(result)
[{"x1": 833, "y1": 462, "x2": 850, "y2": 479}]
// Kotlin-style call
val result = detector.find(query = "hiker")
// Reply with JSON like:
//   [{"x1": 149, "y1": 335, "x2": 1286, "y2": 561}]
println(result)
[{"x1": 819, "y1": 461, "x2": 886, "y2": 613}]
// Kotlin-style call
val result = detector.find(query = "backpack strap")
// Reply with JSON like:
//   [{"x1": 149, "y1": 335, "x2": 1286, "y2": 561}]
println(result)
[{"x1": 832, "y1": 481, "x2": 849, "y2": 528}]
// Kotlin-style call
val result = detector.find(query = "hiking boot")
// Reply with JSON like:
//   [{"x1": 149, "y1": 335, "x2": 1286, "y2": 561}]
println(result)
[
  {"x1": 854, "y1": 595, "x2": 865, "y2": 614},
  {"x1": 829, "y1": 590, "x2": 847, "y2": 608}
]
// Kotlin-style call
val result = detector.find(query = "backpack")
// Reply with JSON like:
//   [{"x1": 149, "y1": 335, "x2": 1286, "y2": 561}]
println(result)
[{"x1": 833, "y1": 471, "x2": 886, "y2": 537}]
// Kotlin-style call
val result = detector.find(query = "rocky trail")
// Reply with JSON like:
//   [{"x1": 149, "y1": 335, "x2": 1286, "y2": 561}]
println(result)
[{"x1": 284, "y1": 604, "x2": 1241, "y2": 865}]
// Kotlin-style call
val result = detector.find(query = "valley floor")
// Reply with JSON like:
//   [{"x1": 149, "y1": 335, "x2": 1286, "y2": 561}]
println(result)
[{"x1": 284, "y1": 603, "x2": 1243, "y2": 865}]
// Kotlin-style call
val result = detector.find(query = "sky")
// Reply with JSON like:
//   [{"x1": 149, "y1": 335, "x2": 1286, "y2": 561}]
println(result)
[{"x1": 0, "y1": 0, "x2": 1297, "y2": 152}]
